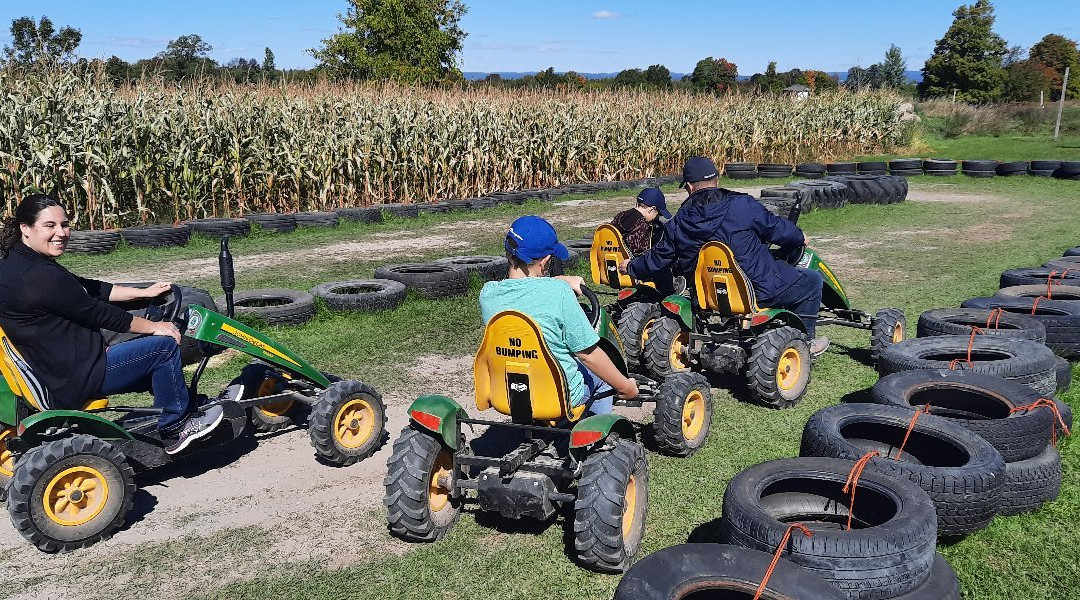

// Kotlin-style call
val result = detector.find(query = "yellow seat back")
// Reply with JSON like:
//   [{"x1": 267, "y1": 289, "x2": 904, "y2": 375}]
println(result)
[
  {"x1": 474, "y1": 311, "x2": 584, "y2": 423},
  {"x1": 0, "y1": 324, "x2": 108, "y2": 412},
  {"x1": 590, "y1": 224, "x2": 635, "y2": 289},
  {"x1": 694, "y1": 242, "x2": 759, "y2": 314}
]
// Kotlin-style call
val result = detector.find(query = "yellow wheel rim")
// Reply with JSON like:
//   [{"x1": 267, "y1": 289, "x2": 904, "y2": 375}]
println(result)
[
  {"x1": 892, "y1": 322, "x2": 905, "y2": 344},
  {"x1": 0, "y1": 428, "x2": 15, "y2": 477},
  {"x1": 42, "y1": 466, "x2": 109, "y2": 527},
  {"x1": 681, "y1": 390, "x2": 706, "y2": 440},
  {"x1": 777, "y1": 348, "x2": 803, "y2": 391},
  {"x1": 334, "y1": 398, "x2": 375, "y2": 449},
  {"x1": 622, "y1": 474, "x2": 638, "y2": 538},
  {"x1": 670, "y1": 331, "x2": 690, "y2": 371},
  {"x1": 428, "y1": 451, "x2": 453, "y2": 513},
  {"x1": 641, "y1": 318, "x2": 656, "y2": 348},
  {"x1": 255, "y1": 377, "x2": 294, "y2": 418}
]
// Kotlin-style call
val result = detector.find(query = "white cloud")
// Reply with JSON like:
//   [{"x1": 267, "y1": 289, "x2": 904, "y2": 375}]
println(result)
[{"x1": 591, "y1": 10, "x2": 620, "y2": 19}]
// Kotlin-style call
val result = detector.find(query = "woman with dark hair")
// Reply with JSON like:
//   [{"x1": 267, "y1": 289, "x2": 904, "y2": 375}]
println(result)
[{"x1": 0, "y1": 194, "x2": 224, "y2": 454}]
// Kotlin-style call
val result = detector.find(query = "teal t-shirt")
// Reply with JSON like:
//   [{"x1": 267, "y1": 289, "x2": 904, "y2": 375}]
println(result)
[{"x1": 479, "y1": 277, "x2": 600, "y2": 406}]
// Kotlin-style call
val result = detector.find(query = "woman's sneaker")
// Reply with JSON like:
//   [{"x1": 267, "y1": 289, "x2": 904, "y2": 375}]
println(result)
[
  {"x1": 810, "y1": 336, "x2": 831, "y2": 357},
  {"x1": 165, "y1": 405, "x2": 225, "y2": 454}
]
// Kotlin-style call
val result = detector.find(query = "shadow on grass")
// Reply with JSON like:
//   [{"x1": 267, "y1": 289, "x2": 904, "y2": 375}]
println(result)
[{"x1": 686, "y1": 517, "x2": 725, "y2": 543}]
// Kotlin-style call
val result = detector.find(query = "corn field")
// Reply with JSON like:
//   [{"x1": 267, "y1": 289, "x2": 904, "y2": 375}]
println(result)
[{"x1": 0, "y1": 68, "x2": 912, "y2": 229}]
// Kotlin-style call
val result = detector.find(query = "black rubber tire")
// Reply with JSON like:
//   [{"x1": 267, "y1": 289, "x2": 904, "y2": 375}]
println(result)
[
  {"x1": 1000, "y1": 267, "x2": 1080, "y2": 288},
  {"x1": 960, "y1": 296, "x2": 1080, "y2": 359},
  {"x1": 186, "y1": 218, "x2": 251, "y2": 239},
  {"x1": 758, "y1": 163, "x2": 794, "y2": 172},
  {"x1": 868, "y1": 369, "x2": 1053, "y2": 463},
  {"x1": 800, "y1": 403, "x2": 1005, "y2": 537},
  {"x1": 922, "y1": 159, "x2": 958, "y2": 173},
  {"x1": 1065, "y1": 247, "x2": 1080, "y2": 257},
  {"x1": 334, "y1": 207, "x2": 383, "y2": 223},
  {"x1": 373, "y1": 263, "x2": 469, "y2": 299},
  {"x1": 1030, "y1": 160, "x2": 1063, "y2": 171},
  {"x1": 918, "y1": 307, "x2": 1046, "y2": 344},
  {"x1": 308, "y1": 379, "x2": 387, "y2": 466},
  {"x1": 720, "y1": 456, "x2": 938, "y2": 599},
  {"x1": 888, "y1": 158, "x2": 923, "y2": 171},
  {"x1": 103, "y1": 284, "x2": 218, "y2": 365},
  {"x1": 870, "y1": 308, "x2": 906, "y2": 362},
  {"x1": 962, "y1": 170, "x2": 996, "y2": 178},
  {"x1": 877, "y1": 335, "x2": 1058, "y2": 397},
  {"x1": 997, "y1": 284, "x2": 1080, "y2": 301},
  {"x1": 644, "y1": 317, "x2": 692, "y2": 378},
  {"x1": 724, "y1": 162, "x2": 757, "y2": 172},
  {"x1": 618, "y1": 302, "x2": 661, "y2": 372},
  {"x1": 246, "y1": 213, "x2": 298, "y2": 233},
  {"x1": 573, "y1": 438, "x2": 648, "y2": 573},
  {"x1": 793, "y1": 171, "x2": 826, "y2": 179},
  {"x1": 1056, "y1": 355, "x2": 1072, "y2": 393},
  {"x1": 822, "y1": 175, "x2": 907, "y2": 205},
  {"x1": 1044, "y1": 256, "x2": 1080, "y2": 271},
  {"x1": 382, "y1": 203, "x2": 421, "y2": 218},
  {"x1": 65, "y1": 230, "x2": 120, "y2": 255},
  {"x1": 961, "y1": 160, "x2": 999, "y2": 172},
  {"x1": 613, "y1": 543, "x2": 845, "y2": 600},
  {"x1": 293, "y1": 211, "x2": 340, "y2": 227},
  {"x1": 747, "y1": 326, "x2": 811, "y2": 409},
  {"x1": 7, "y1": 435, "x2": 135, "y2": 552},
  {"x1": 222, "y1": 288, "x2": 316, "y2": 326},
  {"x1": 383, "y1": 426, "x2": 462, "y2": 541},
  {"x1": 119, "y1": 224, "x2": 191, "y2": 248},
  {"x1": 887, "y1": 553, "x2": 961, "y2": 600},
  {"x1": 856, "y1": 161, "x2": 887, "y2": 174},
  {"x1": 310, "y1": 279, "x2": 407, "y2": 312},
  {"x1": 796, "y1": 162, "x2": 826, "y2": 174},
  {"x1": 727, "y1": 170, "x2": 759, "y2": 180},
  {"x1": 649, "y1": 372, "x2": 713, "y2": 457},
  {"x1": 996, "y1": 161, "x2": 1028, "y2": 175},
  {"x1": 1057, "y1": 398, "x2": 1073, "y2": 431},
  {"x1": 1000, "y1": 445, "x2": 1062, "y2": 516},
  {"x1": 825, "y1": 162, "x2": 856, "y2": 174},
  {"x1": 889, "y1": 168, "x2": 924, "y2": 177},
  {"x1": 433, "y1": 255, "x2": 509, "y2": 282},
  {"x1": 1029, "y1": 169, "x2": 1055, "y2": 177},
  {"x1": 786, "y1": 180, "x2": 850, "y2": 209}
]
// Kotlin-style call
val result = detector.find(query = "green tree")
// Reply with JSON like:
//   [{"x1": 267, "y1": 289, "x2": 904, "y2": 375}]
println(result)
[
  {"x1": 613, "y1": 68, "x2": 645, "y2": 87},
  {"x1": 157, "y1": 34, "x2": 215, "y2": 79},
  {"x1": 918, "y1": 0, "x2": 1007, "y2": 102},
  {"x1": 879, "y1": 44, "x2": 907, "y2": 89},
  {"x1": 643, "y1": 64, "x2": 672, "y2": 88},
  {"x1": 689, "y1": 57, "x2": 738, "y2": 93},
  {"x1": 750, "y1": 61, "x2": 783, "y2": 93},
  {"x1": 2, "y1": 15, "x2": 82, "y2": 65},
  {"x1": 263, "y1": 47, "x2": 276, "y2": 72},
  {"x1": 310, "y1": 0, "x2": 467, "y2": 83},
  {"x1": 104, "y1": 55, "x2": 130, "y2": 85},
  {"x1": 1029, "y1": 33, "x2": 1079, "y2": 99}
]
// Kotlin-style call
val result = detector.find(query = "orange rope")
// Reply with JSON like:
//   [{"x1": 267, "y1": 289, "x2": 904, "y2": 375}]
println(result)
[
  {"x1": 842, "y1": 451, "x2": 881, "y2": 531},
  {"x1": 1031, "y1": 296, "x2": 1047, "y2": 316},
  {"x1": 753, "y1": 522, "x2": 813, "y2": 600},
  {"x1": 985, "y1": 308, "x2": 1004, "y2": 330},
  {"x1": 1046, "y1": 270, "x2": 1059, "y2": 299},
  {"x1": 893, "y1": 404, "x2": 932, "y2": 460},
  {"x1": 948, "y1": 326, "x2": 983, "y2": 370},
  {"x1": 1011, "y1": 398, "x2": 1072, "y2": 446}
]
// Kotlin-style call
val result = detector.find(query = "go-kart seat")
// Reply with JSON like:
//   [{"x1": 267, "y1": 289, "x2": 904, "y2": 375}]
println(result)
[
  {"x1": 474, "y1": 310, "x2": 587, "y2": 425},
  {"x1": 589, "y1": 224, "x2": 635, "y2": 289},
  {"x1": 693, "y1": 242, "x2": 762, "y2": 315},
  {"x1": 0, "y1": 324, "x2": 109, "y2": 413}
]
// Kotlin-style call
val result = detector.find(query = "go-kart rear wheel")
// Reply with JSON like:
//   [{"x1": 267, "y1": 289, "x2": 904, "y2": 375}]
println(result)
[
  {"x1": 309, "y1": 380, "x2": 387, "y2": 466},
  {"x1": 871, "y1": 308, "x2": 907, "y2": 363},
  {"x1": 573, "y1": 438, "x2": 648, "y2": 573},
  {"x1": 617, "y1": 302, "x2": 661, "y2": 373},
  {"x1": 747, "y1": 326, "x2": 811, "y2": 408},
  {"x1": 241, "y1": 365, "x2": 306, "y2": 433},
  {"x1": 650, "y1": 372, "x2": 713, "y2": 456},
  {"x1": 7, "y1": 434, "x2": 135, "y2": 552},
  {"x1": 0, "y1": 427, "x2": 15, "y2": 501},
  {"x1": 644, "y1": 316, "x2": 692, "y2": 379},
  {"x1": 384, "y1": 426, "x2": 462, "y2": 541}
]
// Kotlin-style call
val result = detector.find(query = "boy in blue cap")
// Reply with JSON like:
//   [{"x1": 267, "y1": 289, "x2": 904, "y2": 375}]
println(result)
[
  {"x1": 480, "y1": 215, "x2": 639, "y2": 415},
  {"x1": 611, "y1": 187, "x2": 671, "y2": 256}
]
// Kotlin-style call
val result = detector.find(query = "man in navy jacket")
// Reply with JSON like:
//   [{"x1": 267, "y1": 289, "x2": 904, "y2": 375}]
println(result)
[{"x1": 619, "y1": 157, "x2": 828, "y2": 355}]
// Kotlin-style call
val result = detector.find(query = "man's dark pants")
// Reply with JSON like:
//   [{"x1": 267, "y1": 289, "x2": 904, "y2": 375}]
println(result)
[{"x1": 761, "y1": 269, "x2": 824, "y2": 337}]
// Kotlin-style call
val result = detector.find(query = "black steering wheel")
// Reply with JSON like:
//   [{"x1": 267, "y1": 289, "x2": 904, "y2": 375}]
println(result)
[
  {"x1": 143, "y1": 284, "x2": 186, "y2": 328},
  {"x1": 771, "y1": 245, "x2": 806, "y2": 266},
  {"x1": 580, "y1": 284, "x2": 601, "y2": 327}
]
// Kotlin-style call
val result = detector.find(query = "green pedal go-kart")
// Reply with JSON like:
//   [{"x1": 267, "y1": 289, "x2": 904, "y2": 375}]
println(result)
[
  {"x1": 642, "y1": 198, "x2": 906, "y2": 408},
  {"x1": 0, "y1": 238, "x2": 387, "y2": 552},
  {"x1": 384, "y1": 285, "x2": 713, "y2": 573}
]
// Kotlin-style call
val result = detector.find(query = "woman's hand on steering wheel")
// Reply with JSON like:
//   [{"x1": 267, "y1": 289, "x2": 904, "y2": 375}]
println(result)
[{"x1": 141, "y1": 281, "x2": 173, "y2": 299}]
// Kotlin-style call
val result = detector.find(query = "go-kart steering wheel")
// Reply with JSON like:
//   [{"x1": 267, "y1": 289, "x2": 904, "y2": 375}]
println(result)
[
  {"x1": 772, "y1": 245, "x2": 805, "y2": 266},
  {"x1": 143, "y1": 284, "x2": 186, "y2": 328},
  {"x1": 580, "y1": 284, "x2": 601, "y2": 327}
]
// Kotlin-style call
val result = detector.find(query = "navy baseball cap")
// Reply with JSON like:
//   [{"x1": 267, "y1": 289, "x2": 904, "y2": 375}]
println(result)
[
  {"x1": 637, "y1": 187, "x2": 671, "y2": 218},
  {"x1": 505, "y1": 215, "x2": 570, "y2": 262},
  {"x1": 680, "y1": 156, "x2": 719, "y2": 185}
]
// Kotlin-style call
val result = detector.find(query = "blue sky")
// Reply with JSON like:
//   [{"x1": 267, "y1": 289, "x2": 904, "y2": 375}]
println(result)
[{"x1": 2, "y1": 1, "x2": 1077, "y2": 75}]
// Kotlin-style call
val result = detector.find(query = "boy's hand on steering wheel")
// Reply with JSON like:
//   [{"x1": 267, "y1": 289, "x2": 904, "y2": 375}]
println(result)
[
  {"x1": 618, "y1": 258, "x2": 630, "y2": 274},
  {"x1": 142, "y1": 281, "x2": 173, "y2": 298},
  {"x1": 149, "y1": 321, "x2": 182, "y2": 345},
  {"x1": 554, "y1": 275, "x2": 585, "y2": 295},
  {"x1": 617, "y1": 377, "x2": 639, "y2": 401}
]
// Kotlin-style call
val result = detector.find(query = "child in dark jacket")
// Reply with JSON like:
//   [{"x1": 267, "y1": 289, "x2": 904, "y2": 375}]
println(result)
[{"x1": 610, "y1": 187, "x2": 671, "y2": 256}]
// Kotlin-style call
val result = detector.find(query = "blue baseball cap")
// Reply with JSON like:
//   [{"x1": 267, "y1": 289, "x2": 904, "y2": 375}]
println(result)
[
  {"x1": 637, "y1": 187, "x2": 671, "y2": 218},
  {"x1": 680, "y1": 156, "x2": 719, "y2": 186},
  {"x1": 505, "y1": 215, "x2": 570, "y2": 262}
]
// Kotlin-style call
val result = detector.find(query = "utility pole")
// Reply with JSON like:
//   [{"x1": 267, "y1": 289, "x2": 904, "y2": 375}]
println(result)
[{"x1": 1055, "y1": 67, "x2": 1070, "y2": 141}]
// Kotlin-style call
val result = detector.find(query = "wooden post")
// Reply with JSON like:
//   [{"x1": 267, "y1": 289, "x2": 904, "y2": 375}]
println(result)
[
  {"x1": 1040, "y1": 90, "x2": 1044, "y2": 108},
  {"x1": 1055, "y1": 67, "x2": 1070, "y2": 141},
  {"x1": 952, "y1": 89, "x2": 957, "y2": 103}
]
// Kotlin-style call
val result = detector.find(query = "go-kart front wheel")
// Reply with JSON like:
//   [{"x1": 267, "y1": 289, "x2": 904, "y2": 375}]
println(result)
[
  {"x1": 309, "y1": 380, "x2": 387, "y2": 466},
  {"x1": 644, "y1": 317, "x2": 692, "y2": 379},
  {"x1": 650, "y1": 372, "x2": 713, "y2": 456},
  {"x1": 617, "y1": 302, "x2": 661, "y2": 373},
  {"x1": 746, "y1": 326, "x2": 811, "y2": 409},
  {"x1": 7, "y1": 434, "x2": 135, "y2": 552},
  {"x1": 384, "y1": 426, "x2": 462, "y2": 542}
]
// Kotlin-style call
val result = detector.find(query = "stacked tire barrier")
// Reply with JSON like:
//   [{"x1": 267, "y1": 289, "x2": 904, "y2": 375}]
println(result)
[
  {"x1": 722, "y1": 158, "x2": 1080, "y2": 180},
  {"x1": 758, "y1": 174, "x2": 907, "y2": 215}
]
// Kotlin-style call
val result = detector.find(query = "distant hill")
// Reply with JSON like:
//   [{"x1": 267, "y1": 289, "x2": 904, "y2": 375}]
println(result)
[{"x1": 465, "y1": 69, "x2": 922, "y2": 83}]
